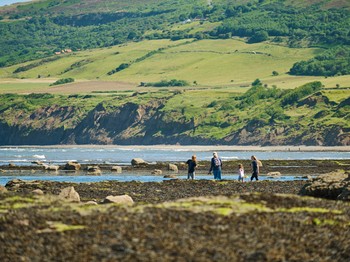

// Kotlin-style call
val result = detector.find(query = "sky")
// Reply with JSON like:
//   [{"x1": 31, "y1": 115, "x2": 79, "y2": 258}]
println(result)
[{"x1": 0, "y1": 0, "x2": 32, "y2": 7}]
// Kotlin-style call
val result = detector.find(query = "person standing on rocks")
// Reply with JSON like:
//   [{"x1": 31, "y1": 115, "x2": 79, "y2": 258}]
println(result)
[
  {"x1": 250, "y1": 155, "x2": 259, "y2": 181},
  {"x1": 208, "y1": 152, "x2": 222, "y2": 180},
  {"x1": 186, "y1": 155, "x2": 197, "y2": 180}
]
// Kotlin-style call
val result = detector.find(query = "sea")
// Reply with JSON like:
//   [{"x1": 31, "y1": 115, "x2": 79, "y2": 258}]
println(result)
[{"x1": 0, "y1": 146, "x2": 349, "y2": 185}]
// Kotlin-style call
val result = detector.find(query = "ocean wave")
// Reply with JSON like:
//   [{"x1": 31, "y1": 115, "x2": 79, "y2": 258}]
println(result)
[
  {"x1": 0, "y1": 148, "x2": 25, "y2": 151},
  {"x1": 33, "y1": 155, "x2": 46, "y2": 159},
  {"x1": 220, "y1": 156, "x2": 239, "y2": 160}
]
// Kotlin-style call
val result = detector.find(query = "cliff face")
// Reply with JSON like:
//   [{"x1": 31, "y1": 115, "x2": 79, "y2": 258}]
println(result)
[{"x1": 0, "y1": 99, "x2": 349, "y2": 146}]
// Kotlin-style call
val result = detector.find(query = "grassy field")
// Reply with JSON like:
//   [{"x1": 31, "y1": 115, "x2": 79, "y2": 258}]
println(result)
[{"x1": 0, "y1": 38, "x2": 349, "y2": 94}]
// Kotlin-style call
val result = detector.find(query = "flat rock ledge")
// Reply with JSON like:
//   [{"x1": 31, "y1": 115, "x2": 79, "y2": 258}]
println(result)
[{"x1": 301, "y1": 170, "x2": 350, "y2": 200}]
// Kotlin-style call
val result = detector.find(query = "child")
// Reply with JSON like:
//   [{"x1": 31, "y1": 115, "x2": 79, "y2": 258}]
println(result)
[{"x1": 238, "y1": 164, "x2": 245, "y2": 182}]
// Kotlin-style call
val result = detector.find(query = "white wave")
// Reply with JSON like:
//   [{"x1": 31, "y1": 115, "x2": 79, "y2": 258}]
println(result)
[
  {"x1": 220, "y1": 156, "x2": 239, "y2": 160},
  {"x1": 33, "y1": 155, "x2": 46, "y2": 159},
  {"x1": 0, "y1": 159, "x2": 29, "y2": 162}
]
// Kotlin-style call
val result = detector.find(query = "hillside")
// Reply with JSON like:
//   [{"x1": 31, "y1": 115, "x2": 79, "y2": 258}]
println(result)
[
  {"x1": 0, "y1": 82, "x2": 349, "y2": 146},
  {"x1": 0, "y1": 0, "x2": 349, "y2": 73},
  {"x1": 0, "y1": 0, "x2": 349, "y2": 146}
]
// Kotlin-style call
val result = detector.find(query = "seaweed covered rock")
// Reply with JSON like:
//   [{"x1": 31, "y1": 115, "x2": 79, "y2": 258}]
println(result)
[{"x1": 301, "y1": 170, "x2": 350, "y2": 200}]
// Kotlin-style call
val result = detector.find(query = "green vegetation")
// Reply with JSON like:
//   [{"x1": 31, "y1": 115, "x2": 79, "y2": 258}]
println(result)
[
  {"x1": 50, "y1": 78, "x2": 74, "y2": 86},
  {"x1": 0, "y1": 80, "x2": 347, "y2": 145},
  {"x1": 281, "y1": 81, "x2": 322, "y2": 106},
  {"x1": 145, "y1": 79, "x2": 189, "y2": 87},
  {"x1": 290, "y1": 46, "x2": 350, "y2": 76},
  {"x1": 0, "y1": 0, "x2": 349, "y2": 78}
]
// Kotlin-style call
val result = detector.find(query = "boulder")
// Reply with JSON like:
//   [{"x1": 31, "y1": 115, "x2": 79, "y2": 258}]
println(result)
[
  {"x1": 43, "y1": 164, "x2": 59, "y2": 171},
  {"x1": 111, "y1": 166, "x2": 122, "y2": 173},
  {"x1": 64, "y1": 161, "x2": 81, "y2": 171},
  {"x1": 103, "y1": 195, "x2": 134, "y2": 205},
  {"x1": 267, "y1": 172, "x2": 281, "y2": 177},
  {"x1": 59, "y1": 186, "x2": 80, "y2": 202},
  {"x1": 8, "y1": 163, "x2": 16, "y2": 167},
  {"x1": 152, "y1": 169, "x2": 162, "y2": 175},
  {"x1": 87, "y1": 166, "x2": 101, "y2": 175},
  {"x1": 131, "y1": 158, "x2": 148, "y2": 166},
  {"x1": 301, "y1": 170, "x2": 350, "y2": 200},
  {"x1": 32, "y1": 189, "x2": 44, "y2": 195},
  {"x1": 168, "y1": 163, "x2": 178, "y2": 173},
  {"x1": 0, "y1": 185, "x2": 8, "y2": 193}
]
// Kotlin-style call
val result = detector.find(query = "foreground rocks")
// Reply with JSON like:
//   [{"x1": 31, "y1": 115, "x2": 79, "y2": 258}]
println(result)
[
  {"x1": 0, "y1": 185, "x2": 349, "y2": 262},
  {"x1": 301, "y1": 170, "x2": 350, "y2": 200}
]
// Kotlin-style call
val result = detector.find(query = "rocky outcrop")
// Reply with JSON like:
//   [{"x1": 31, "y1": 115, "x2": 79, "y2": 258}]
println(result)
[
  {"x1": 64, "y1": 161, "x2": 81, "y2": 171},
  {"x1": 301, "y1": 171, "x2": 350, "y2": 201}
]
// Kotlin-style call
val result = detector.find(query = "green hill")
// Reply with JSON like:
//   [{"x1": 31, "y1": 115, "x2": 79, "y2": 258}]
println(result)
[
  {"x1": 0, "y1": 81, "x2": 349, "y2": 145},
  {"x1": 0, "y1": 0, "x2": 349, "y2": 146},
  {"x1": 0, "y1": 0, "x2": 349, "y2": 71}
]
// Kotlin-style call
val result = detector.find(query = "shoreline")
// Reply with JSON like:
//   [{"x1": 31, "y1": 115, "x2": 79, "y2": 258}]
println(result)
[{"x1": 1, "y1": 144, "x2": 350, "y2": 152}]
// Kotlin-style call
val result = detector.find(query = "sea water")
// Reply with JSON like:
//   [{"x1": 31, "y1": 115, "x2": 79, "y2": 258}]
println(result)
[
  {"x1": 0, "y1": 146, "x2": 348, "y2": 185},
  {"x1": 1, "y1": 146, "x2": 349, "y2": 166}
]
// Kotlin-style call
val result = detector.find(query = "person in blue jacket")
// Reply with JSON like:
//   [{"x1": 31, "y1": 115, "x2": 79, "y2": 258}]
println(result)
[{"x1": 208, "y1": 152, "x2": 222, "y2": 180}]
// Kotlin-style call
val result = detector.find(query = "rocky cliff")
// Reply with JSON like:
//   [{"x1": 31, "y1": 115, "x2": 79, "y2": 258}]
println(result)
[{"x1": 0, "y1": 89, "x2": 349, "y2": 146}]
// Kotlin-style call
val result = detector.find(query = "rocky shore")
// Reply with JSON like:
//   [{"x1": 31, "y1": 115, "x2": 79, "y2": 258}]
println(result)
[
  {"x1": 1, "y1": 170, "x2": 350, "y2": 261},
  {"x1": 2, "y1": 159, "x2": 350, "y2": 175}
]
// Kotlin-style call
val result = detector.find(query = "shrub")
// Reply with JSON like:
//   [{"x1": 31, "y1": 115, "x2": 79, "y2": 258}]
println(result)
[
  {"x1": 145, "y1": 79, "x2": 189, "y2": 87},
  {"x1": 281, "y1": 81, "x2": 322, "y2": 107},
  {"x1": 50, "y1": 78, "x2": 75, "y2": 86}
]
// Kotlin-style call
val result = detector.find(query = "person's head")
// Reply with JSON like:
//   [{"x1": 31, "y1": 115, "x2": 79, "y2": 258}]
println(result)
[
  {"x1": 251, "y1": 155, "x2": 257, "y2": 160},
  {"x1": 238, "y1": 163, "x2": 243, "y2": 169},
  {"x1": 192, "y1": 155, "x2": 197, "y2": 161},
  {"x1": 213, "y1": 152, "x2": 218, "y2": 158}
]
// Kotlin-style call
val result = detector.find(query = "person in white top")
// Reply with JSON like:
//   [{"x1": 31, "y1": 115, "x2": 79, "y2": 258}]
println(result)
[{"x1": 238, "y1": 164, "x2": 245, "y2": 182}]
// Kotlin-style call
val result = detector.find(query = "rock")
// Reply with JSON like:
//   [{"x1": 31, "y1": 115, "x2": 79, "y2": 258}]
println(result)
[
  {"x1": 0, "y1": 185, "x2": 8, "y2": 193},
  {"x1": 31, "y1": 160, "x2": 43, "y2": 165},
  {"x1": 103, "y1": 195, "x2": 134, "y2": 205},
  {"x1": 64, "y1": 161, "x2": 81, "y2": 171},
  {"x1": 5, "y1": 179, "x2": 23, "y2": 189},
  {"x1": 84, "y1": 201, "x2": 98, "y2": 205},
  {"x1": 111, "y1": 166, "x2": 122, "y2": 173},
  {"x1": 8, "y1": 163, "x2": 16, "y2": 167},
  {"x1": 32, "y1": 189, "x2": 44, "y2": 195},
  {"x1": 164, "y1": 174, "x2": 178, "y2": 179},
  {"x1": 267, "y1": 172, "x2": 281, "y2": 177},
  {"x1": 43, "y1": 164, "x2": 59, "y2": 171},
  {"x1": 131, "y1": 158, "x2": 148, "y2": 166},
  {"x1": 152, "y1": 169, "x2": 162, "y2": 175},
  {"x1": 301, "y1": 170, "x2": 350, "y2": 200},
  {"x1": 87, "y1": 166, "x2": 101, "y2": 175},
  {"x1": 59, "y1": 186, "x2": 80, "y2": 202},
  {"x1": 168, "y1": 163, "x2": 178, "y2": 173}
]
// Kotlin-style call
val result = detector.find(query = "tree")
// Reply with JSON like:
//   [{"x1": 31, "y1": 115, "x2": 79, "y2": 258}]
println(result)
[
  {"x1": 252, "y1": 79, "x2": 262, "y2": 87},
  {"x1": 248, "y1": 30, "x2": 269, "y2": 43}
]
